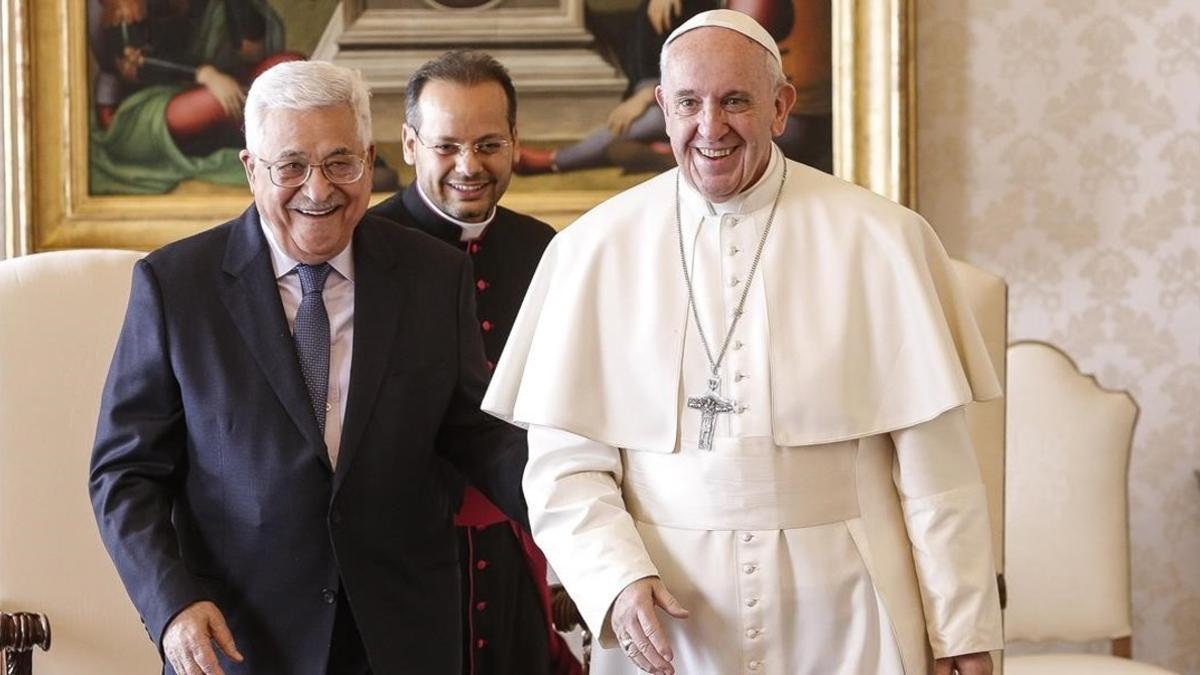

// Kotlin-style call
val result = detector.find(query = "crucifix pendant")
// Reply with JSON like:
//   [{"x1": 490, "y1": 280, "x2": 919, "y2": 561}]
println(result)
[{"x1": 686, "y1": 376, "x2": 735, "y2": 451}]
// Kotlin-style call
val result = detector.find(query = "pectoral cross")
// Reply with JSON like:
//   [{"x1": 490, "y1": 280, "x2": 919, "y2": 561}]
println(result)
[{"x1": 687, "y1": 376, "x2": 735, "y2": 451}]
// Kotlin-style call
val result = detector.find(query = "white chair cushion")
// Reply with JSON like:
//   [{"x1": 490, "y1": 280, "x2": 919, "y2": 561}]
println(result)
[{"x1": 1007, "y1": 654, "x2": 1178, "y2": 675}]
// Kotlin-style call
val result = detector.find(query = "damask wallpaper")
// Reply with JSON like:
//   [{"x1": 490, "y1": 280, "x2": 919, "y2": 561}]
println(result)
[{"x1": 917, "y1": 0, "x2": 1200, "y2": 671}]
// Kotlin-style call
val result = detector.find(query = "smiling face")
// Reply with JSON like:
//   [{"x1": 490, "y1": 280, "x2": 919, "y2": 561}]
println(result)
[
  {"x1": 656, "y1": 27, "x2": 796, "y2": 203},
  {"x1": 239, "y1": 104, "x2": 375, "y2": 264},
  {"x1": 402, "y1": 79, "x2": 517, "y2": 223}
]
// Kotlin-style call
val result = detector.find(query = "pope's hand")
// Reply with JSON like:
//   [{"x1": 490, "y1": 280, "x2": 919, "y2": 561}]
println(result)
[
  {"x1": 162, "y1": 601, "x2": 244, "y2": 675},
  {"x1": 934, "y1": 651, "x2": 992, "y2": 675},
  {"x1": 610, "y1": 576, "x2": 689, "y2": 674}
]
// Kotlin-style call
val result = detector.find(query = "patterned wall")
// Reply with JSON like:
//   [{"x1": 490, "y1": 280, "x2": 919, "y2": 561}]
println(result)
[{"x1": 916, "y1": 0, "x2": 1200, "y2": 671}]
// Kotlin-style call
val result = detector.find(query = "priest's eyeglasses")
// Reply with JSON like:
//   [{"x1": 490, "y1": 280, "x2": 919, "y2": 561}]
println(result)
[
  {"x1": 253, "y1": 153, "x2": 367, "y2": 188},
  {"x1": 409, "y1": 127, "x2": 513, "y2": 158}
]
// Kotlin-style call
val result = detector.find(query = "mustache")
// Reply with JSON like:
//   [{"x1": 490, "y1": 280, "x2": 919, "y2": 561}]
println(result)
[{"x1": 287, "y1": 195, "x2": 346, "y2": 210}]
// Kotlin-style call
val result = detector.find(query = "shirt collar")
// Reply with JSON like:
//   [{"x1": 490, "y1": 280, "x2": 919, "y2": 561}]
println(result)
[
  {"x1": 415, "y1": 182, "x2": 497, "y2": 242},
  {"x1": 680, "y1": 144, "x2": 783, "y2": 218},
  {"x1": 259, "y1": 217, "x2": 355, "y2": 283}
]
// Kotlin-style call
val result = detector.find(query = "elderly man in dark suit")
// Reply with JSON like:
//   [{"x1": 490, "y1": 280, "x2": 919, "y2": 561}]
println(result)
[{"x1": 89, "y1": 59, "x2": 527, "y2": 675}]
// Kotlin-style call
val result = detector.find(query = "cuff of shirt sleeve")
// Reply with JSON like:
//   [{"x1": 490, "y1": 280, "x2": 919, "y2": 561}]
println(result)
[{"x1": 902, "y1": 483, "x2": 1003, "y2": 658}]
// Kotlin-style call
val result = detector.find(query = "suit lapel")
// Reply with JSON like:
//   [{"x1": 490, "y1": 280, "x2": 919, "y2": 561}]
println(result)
[
  {"x1": 218, "y1": 206, "x2": 330, "y2": 470},
  {"x1": 334, "y1": 217, "x2": 405, "y2": 492}
]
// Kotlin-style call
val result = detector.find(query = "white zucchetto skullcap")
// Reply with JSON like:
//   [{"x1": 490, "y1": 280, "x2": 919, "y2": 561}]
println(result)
[{"x1": 663, "y1": 9, "x2": 783, "y2": 66}]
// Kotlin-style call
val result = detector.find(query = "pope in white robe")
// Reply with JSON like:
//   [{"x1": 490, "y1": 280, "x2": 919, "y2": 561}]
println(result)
[{"x1": 484, "y1": 11, "x2": 1004, "y2": 675}]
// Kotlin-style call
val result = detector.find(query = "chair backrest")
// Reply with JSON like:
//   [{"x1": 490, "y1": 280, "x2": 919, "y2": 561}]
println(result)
[
  {"x1": 1004, "y1": 341, "x2": 1138, "y2": 644},
  {"x1": 0, "y1": 250, "x2": 161, "y2": 674},
  {"x1": 950, "y1": 259, "x2": 1008, "y2": 579}
]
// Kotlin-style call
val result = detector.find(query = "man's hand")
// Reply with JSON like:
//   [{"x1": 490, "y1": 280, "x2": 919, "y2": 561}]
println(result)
[
  {"x1": 116, "y1": 46, "x2": 145, "y2": 83},
  {"x1": 195, "y1": 65, "x2": 246, "y2": 121},
  {"x1": 610, "y1": 576, "x2": 689, "y2": 674},
  {"x1": 646, "y1": 0, "x2": 682, "y2": 35},
  {"x1": 934, "y1": 651, "x2": 992, "y2": 675},
  {"x1": 606, "y1": 88, "x2": 657, "y2": 138},
  {"x1": 162, "y1": 601, "x2": 244, "y2": 675}
]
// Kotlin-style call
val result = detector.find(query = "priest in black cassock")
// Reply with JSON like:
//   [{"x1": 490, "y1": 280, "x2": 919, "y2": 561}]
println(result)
[{"x1": 369, "y1": 50, "x2": 579, "y2": 675}]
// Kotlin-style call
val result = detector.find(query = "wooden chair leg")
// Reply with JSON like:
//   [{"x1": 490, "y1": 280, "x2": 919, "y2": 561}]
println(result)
[
  {"x1": 0, "y1": 612, "x2": 51, "y2": 675},
  {"x1": 1112, "y1": 636, "x2": 1132, "y2": 659},
  {"x1": 581, "y1": 628, "x2": 592, "y2": 675},
  {"x1": 5, "y1": 650, "x2": 33, "y2": 675}
]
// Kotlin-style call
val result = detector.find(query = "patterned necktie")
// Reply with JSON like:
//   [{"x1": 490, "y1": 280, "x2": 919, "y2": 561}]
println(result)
[{"x1": 294, "y1": 263, "x2": 332, "y2": 432}]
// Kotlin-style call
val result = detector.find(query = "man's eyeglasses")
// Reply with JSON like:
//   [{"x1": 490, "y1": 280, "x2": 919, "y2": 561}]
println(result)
[
  {"x1": 409, "y1": 127, "x2": 513, "y2": 158},
  {"x1": 252, "y1": 153, "x2": 367, "y2": 188}
]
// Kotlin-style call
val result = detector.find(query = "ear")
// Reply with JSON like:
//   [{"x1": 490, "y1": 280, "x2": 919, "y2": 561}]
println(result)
[
  {"x1": 364, "y1": 144, "x2": 377, "y2": 180},
  {"x1": 401, "y1": 125, "x2": 418, "y2": 166},
  {"x1": 238, "y1": 149, "x2": 256, "y2": 193},
  {"x1": 510, "y1": 127, "x2": 520, "y2": 170},
  {"x1": 654, "y1": 84, "x2": 668, "y2": 115},
  {"x1": 771, "y1": 83, "x2": 798, "y2": 137}
]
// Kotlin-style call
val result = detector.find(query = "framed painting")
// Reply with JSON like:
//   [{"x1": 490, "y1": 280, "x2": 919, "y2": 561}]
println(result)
[{"x1": 1, "y1": 0, "x2": 913, "y2": 252}]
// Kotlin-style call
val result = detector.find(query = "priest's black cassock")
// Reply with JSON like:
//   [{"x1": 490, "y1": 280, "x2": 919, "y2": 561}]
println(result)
[{"x1": 369, "y1": 184, "x2": 578, "y2": 675}]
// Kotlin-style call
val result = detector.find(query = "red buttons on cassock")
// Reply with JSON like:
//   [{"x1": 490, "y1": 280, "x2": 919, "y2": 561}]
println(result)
[
  {"x1": 486, "y1": 360, "x2": 495, "y2": 371},
  {"x1": 481, "y1": 320, "x2": 493, "y2": 332},
  {"x1": 469, "y1": 243, "x2": 481, "y2": 254},
  {"x1": 476, "y1": 639, "x2": 487, "y2": 649},
  {"x1": 476, "y1": 601, "x2": 487, "y2": 612},
  {"x1": 476, "y1": 559, "x2": 489, "y2": 570},
  {"x1": 476, "y1": 279, "x2": 489, "y2": 291}
]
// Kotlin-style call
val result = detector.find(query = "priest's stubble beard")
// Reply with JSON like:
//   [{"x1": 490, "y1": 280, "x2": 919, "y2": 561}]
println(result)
[
  {"x1": 402, "y1": 79, "x2": 517, "y2": 223},
  {"x1": 655, "y1": 27, "x2": 796, "y2": 204}
]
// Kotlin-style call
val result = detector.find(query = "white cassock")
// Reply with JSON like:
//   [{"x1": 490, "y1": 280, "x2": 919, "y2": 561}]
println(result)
[{"x1": 484, "y1": 148, "x2": 1004, "y2": 674}]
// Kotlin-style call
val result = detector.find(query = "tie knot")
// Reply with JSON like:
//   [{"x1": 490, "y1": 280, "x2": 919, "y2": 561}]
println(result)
[{"x1": 295, "y1": 263, "x2": 332, "y2": 295}]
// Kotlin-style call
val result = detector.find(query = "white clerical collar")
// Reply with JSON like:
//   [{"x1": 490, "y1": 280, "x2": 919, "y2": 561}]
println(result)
[
  {"x1": 259, "y1": 216, "x2": 355, "y2": 283},
  {"x1": 415, "y1": 183, "x2": 497, "y2": 242},
  {"x1": 680, "y1": 144, "x2": 783, "y2": 217}
]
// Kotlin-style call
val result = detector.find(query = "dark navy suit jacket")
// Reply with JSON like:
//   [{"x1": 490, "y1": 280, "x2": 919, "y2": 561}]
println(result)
[{"x1": 89, "y1": 205, "x2": 528, "y2": 675}]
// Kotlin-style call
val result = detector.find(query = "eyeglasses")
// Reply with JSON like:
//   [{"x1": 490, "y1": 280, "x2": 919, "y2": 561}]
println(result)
[
  {"x1": 252, "y1": 153, "x2": 367, "y2": 188},
  {"x1": 409, "y1": 127, "x2": 513, "y2": 158}
]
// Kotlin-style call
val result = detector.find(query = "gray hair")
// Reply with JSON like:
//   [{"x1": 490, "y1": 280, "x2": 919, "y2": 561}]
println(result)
[
  {"x1": 660, "y1": 29, "x2": 787, "y2": 89},
  {"x1": 244, "y1": 60, "x2": 373, "y2": 154}
]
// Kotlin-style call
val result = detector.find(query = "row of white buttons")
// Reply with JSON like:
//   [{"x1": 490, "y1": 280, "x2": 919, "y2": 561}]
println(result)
[
  {"x1": 739, "y1": 530, "x2": 764, "y2": 673},
  {"x1": 721, "y1": 211, "x2": 759, "y2": 431}
]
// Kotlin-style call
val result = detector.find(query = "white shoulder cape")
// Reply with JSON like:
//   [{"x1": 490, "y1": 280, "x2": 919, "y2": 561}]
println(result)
[{"x1": 483, "y1": 160, "x2": 1000, "y2": 449}]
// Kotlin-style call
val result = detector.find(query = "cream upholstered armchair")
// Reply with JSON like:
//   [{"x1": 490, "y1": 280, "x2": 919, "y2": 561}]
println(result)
[
  {"x1": 1003, "y1": 341, "x2": 1175, "y2": 674},
  {"x1": 0, "y1": 251, "x2": 160, "y2": 674}
]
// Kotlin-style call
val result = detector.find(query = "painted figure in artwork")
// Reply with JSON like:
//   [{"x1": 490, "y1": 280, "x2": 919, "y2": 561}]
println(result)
[{"x1": 87, "y1": 0, "x2": 304, "y2": 194}]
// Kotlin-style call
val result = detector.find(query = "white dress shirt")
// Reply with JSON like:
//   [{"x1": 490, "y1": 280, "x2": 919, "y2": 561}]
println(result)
[{"x1": 260, "y1": 220, "x2": 355, "y2": 467}]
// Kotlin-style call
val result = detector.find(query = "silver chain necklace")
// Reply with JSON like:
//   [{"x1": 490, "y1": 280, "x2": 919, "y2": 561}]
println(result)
[{"x1": 676, "y1": 162, "x2": 787, "y2": 450}]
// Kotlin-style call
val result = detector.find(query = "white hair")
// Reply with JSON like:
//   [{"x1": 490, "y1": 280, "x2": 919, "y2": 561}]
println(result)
[
  {"x1": 243, "y1": 60, "x2": 373, "y2": 154},
  {"x1": 660, "y1": 28, "x2": 787, "y2": 89}
]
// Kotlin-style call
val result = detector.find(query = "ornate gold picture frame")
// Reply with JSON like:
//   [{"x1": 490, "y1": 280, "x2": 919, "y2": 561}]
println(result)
[{"x1": 2, "y1": 0, "x2": 913, "y2": 253}]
